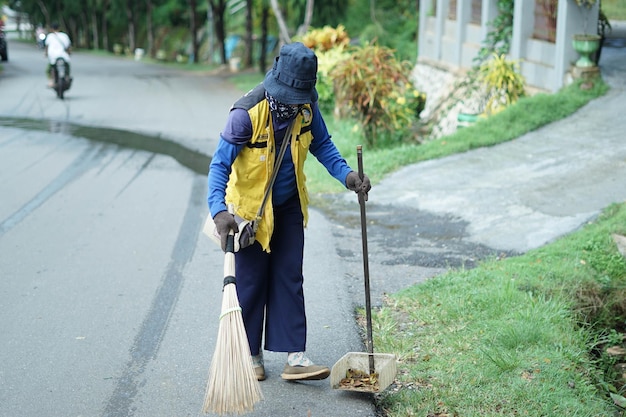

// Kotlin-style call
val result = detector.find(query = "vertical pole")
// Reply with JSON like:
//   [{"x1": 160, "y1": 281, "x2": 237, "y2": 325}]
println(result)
[{"x1": 357, "y1": 145, "x2": 375, "y2": 375}]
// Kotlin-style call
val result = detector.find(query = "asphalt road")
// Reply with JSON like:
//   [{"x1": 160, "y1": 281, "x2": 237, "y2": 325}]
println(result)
[{"x1": 0, "y1": 39, "x2": 374, "y2": 417}]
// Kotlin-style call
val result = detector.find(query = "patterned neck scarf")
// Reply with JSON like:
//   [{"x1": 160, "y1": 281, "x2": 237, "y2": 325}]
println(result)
[{"x1": 265, "y1": 91, "x2": 300, "y2": 121}]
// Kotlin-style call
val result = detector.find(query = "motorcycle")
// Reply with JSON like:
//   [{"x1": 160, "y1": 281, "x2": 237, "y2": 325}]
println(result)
[{"x1": 51, "y1": 57, "x2": 72, "y2": 99}]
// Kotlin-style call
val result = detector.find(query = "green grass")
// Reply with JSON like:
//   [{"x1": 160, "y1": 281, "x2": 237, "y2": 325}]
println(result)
[
  {"x1": 374, "y1": 203, "x2": 626, "y2": 417},
  {"x1": 603, "y1": 0, "x2": 626, "y2": 21}
]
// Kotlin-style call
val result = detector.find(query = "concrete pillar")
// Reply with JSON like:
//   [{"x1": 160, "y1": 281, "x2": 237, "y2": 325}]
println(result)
[
  {"x1": 435, "y1": 0, "x2": 448, "y2": 61},
  {"x1": 455, "y1": 0, "x2": 471, "y2": 66},
  {"x1": 481, "y1": 0, "x2": 500, "y2": 42},
  {"x1": 418, "y1": 0, "x2": 430, "y2": 59},
  {"x1": 555, "y1": 0, "x2": 571, "y2": 90},
  {"x1": 511, "y1": 0, "x2": 534, "y2": 60}
]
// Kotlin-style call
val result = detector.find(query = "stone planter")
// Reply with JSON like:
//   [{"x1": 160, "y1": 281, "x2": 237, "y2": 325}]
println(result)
[{"x1": 572, "y1": 34, "x2": 601, "y2": 68}]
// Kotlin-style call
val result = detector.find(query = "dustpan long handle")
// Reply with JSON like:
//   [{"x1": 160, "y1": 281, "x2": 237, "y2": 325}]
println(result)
[{"x1": 357, "y1": 145, "x2": 375, "y2": 375}]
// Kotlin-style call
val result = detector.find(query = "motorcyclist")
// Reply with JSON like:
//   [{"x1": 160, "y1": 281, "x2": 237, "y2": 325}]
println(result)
[
  {"x1": 44, "y1": 22, "x2": 71, "y2": 88},
  {"x1": 36, "y1": 25, "x2": 46, "y2": 49}
]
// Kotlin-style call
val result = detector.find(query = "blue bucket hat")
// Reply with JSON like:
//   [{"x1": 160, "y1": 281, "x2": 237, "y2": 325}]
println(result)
[{"x1": 263, "y1": 42, "x2": 318, "y2": 105}]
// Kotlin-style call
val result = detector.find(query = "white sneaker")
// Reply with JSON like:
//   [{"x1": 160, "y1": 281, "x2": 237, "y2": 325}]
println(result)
[{"x1": 287, "y1": 351, "x2": 313, "y2": 367}]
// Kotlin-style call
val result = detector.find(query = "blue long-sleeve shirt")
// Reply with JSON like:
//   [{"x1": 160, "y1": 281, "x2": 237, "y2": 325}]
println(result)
[{"x1": 208, "y1": 101, "x2": 353, "y2": 217}]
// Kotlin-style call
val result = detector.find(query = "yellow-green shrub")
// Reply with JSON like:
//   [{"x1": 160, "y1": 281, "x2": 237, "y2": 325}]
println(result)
[
  {"x1": 316, "y1": 46, "x2": 351, "y2": 113},
  {"x1": 478, "y1": 53, "x2": 526, "y2": 115},
  {"x1": 301, "y1": 25, "x2": 350, "y2": 52},
  {"x1": 300, "y1": 25, "x2": 352, "y2": 113}
]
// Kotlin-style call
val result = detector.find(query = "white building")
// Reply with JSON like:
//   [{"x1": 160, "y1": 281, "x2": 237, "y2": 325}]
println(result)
[{"x1": 418, "y1": 0, "x2": 600, "y2": 92}]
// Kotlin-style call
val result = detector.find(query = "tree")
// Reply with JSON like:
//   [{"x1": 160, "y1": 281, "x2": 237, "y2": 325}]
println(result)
[
  {"x1": 270, "y1": 0, "x2": 314, "y2": 45},
  {"x1": 296, "y1": 0, "x2": 313, "y2": 37},
  {"x1": 35, "y1": 0, "x2": 50, "y2": 26},
  {"x1": 86, "y1": 0, "x2": 100, "y2": 50},
  {"x1": 145, "y1": 0, "x2": 155, "y2": 56},
  {"x1": 259, "y1": 2, "x2": 270, "y2": 72},
  {"x1": 311, "y1": 0, "x2": 347, "y2": 27},
  {"x1": 101, "y1": 0, "x2": 111, "y2": 50},
  {"x1": 208, "y1": 0, "x2": 227, "y2": 64},
  {"x1": 270, "y1": 0, "x2": 290, "y2": 45},
  {"x1": 244, "y1": 0, "x2": 253, "y2": 67},
  {"x1": 189, "y1": 0, "x2": 199, "y2": 62},
  {"x1": 125, "y1": 0, "x2": 137, "y2": 52}
]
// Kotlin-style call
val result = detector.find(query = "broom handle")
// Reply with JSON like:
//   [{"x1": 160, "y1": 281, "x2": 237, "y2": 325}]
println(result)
[
  {"x1": 224, "y1": 205, "x2": 236, "y2": 285},
  {"x1": 357, "y1": 145, "x2": 375, "y2": 375}
]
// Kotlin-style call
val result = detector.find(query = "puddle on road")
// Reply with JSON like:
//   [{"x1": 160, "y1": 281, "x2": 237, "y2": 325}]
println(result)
[{"x1": 0, "y1": 116, "x2": 211, "y2": 175}]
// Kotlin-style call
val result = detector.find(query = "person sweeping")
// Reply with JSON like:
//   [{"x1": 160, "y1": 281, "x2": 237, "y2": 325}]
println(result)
[{"x1": 207, "y1": 42, "x2": 371, "y2": 382}]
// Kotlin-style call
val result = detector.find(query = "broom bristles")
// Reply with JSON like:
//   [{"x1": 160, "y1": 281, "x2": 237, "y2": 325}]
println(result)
[{"x1": 202, "y1": 282, "x2": 263, "y2": 415}]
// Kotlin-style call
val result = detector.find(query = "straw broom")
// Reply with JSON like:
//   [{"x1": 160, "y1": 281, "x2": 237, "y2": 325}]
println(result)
[{"x1": 202, "y1": 226, "x2": 263, "y2": 415}]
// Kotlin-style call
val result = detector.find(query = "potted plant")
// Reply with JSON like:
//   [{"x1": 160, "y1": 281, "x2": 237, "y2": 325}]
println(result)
[{"x1": 572, "y1": 0, "x2": 602, "y2": 67}]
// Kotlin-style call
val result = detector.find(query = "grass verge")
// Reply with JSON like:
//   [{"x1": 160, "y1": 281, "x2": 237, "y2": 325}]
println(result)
[
  {"x1": 373, "y1": 203, "x2": 626, "y2": 416},
  {"x1": 603, "y1": 1, "x2": 626, "y2": 21}
]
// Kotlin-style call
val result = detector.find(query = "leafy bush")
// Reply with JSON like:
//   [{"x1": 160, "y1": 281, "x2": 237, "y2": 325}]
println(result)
[
  {"x1": 478, "y1": 53, "x2": 527, "y2": 115},
  {"x1": 330, "y1": 43, "x2": 424, "y2": 147},
  {"x1": 315, "y1": 46, "x2": 351, "y2": 113},
  {"x1": 301, "y1": 25, "x2": 350, "y2": 52},
  {"x1": 475, "y1": 0, "x2": 515, "y2": 64},
  {"x1": 300, "y1": 26, "x2": 352, "y2": 113}
]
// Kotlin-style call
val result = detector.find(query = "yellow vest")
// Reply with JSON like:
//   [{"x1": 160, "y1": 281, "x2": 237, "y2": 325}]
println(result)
[{"x1": 225, "y1": 95, "x2": 314, "y2": 252}]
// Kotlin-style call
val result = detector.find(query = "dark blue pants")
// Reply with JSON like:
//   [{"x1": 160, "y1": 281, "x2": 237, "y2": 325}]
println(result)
[{"x1": 235, "y1": 196, "x2": 306, "y2": 356}]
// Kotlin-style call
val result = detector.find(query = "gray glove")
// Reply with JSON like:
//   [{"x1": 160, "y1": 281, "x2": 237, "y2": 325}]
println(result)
[
  {"x1": 346, "y1": 171, "x2": 372, "y2": 201},
  {"x1": 213, "y1": 210, "x2": 239, "y2": 251}
]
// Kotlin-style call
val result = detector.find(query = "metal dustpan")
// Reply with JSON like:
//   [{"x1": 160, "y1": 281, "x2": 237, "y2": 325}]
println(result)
[
  {"x1": 330, "y1": 146, "x2": 397, "y2": 393},
  {"x1": 330, "y1": 352, "x2": 397, "y2": 393}
]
